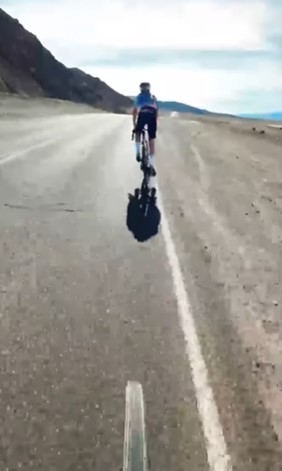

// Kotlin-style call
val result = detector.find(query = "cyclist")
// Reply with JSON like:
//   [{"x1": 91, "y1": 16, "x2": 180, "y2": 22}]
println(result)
[{"x1": 132, "y1": 82, "x2": 158, "y2": 176}]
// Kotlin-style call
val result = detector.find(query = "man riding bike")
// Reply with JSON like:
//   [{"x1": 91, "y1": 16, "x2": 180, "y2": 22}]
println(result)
[{"x1": 132, "y1": 82, "x2": 158, "y2": 177}]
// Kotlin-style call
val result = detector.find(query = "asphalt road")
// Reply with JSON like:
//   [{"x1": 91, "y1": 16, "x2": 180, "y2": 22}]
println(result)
[{"x1": 1, "y1": 101, "x2": 282, "y2": 471}]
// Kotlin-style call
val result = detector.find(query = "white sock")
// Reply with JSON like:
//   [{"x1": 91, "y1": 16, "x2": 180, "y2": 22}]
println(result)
[
  {"x1": 150, "y1": 154, "x2": 155, "y2": 167},
  {"x1": 135, "y1": 142, "x2": 141, "y2": 155}
]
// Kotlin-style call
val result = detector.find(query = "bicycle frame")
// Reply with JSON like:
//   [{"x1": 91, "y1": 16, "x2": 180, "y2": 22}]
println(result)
[
  {"x1": 131, "y1": 126, "x2": 157, "y2": 215},
  {"x1": 132, "y1": 126, "x2": 150, "y2": 177}
]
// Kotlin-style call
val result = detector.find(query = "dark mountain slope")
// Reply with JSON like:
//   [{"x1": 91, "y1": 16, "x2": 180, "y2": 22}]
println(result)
[{"x1": 0, "y1": 8, "x2": 132, "y2": 111}]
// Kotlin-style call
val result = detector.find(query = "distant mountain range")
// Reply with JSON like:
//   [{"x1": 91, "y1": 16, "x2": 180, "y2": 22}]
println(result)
[
  {"x1": 157, "y1": 100, "x2": 211, "y2": 115},
  {"x1": 129, "y1": 97, "x2": 212, "y2": 115},
  {"x1": 239, "y1": 112, "x2": 282, "y2": 121},
  {"x1": 129, "y1": 96, "x2": 282, "y2": 121},
  {"x1": 0, "y1": 8, "x2": 132, "y2": 112},
  {"x1": 150, "y1": 101, "x2": 282, "y2": 121}
]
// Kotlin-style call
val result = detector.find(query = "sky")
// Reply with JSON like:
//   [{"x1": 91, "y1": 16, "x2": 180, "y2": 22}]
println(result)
[{"x1": 1, "y1": 0, "x2": 282, "y2": 114}]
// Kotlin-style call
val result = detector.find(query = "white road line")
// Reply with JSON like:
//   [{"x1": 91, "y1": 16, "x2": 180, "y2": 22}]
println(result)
[{"x1": 157, "y1": 188, "x2": 232, "y2": 471}]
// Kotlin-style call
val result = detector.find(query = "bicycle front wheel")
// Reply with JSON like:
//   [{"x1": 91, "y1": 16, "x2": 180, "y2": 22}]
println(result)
[{"x1": 123, "y1": 381, "x2": 148, "y2": 471}]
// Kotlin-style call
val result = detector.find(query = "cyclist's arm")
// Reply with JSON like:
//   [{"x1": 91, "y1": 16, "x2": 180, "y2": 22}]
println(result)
[
  {"x1": 132, "y1": 97, "x2": 138, "y2": 127},
  {"x1": 154, "y1": 96, "x2": 159, "y2": 123},
  {"x1": 132, "y1": 107, "x2": 138, "y2": 127}
]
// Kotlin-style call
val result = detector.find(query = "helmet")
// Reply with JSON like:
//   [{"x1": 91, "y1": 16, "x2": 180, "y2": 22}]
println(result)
[{"x1": 140, "y1": 82, "x2": 150, "y2": 92}]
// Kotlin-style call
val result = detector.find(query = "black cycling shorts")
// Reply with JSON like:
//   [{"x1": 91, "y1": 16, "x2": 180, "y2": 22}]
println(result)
[{"x1": 135, "y1": 106, "x2": 157, "y2": 139}]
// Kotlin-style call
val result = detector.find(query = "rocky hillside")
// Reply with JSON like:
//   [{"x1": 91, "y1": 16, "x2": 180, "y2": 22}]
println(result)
[{"x1": 0, "y1": 8, "x2": 132, "y2": 112}]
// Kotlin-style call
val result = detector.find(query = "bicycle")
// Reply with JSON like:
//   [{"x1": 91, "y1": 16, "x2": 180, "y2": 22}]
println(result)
[
  {"x1": 123, "y1": 381, "x2": 148, "y2": 471},
  {"x1": 132, "y1": 126, "x2": 157, "y2": 216}
]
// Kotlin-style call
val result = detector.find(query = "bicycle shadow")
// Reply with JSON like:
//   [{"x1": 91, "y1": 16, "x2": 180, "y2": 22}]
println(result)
[{"x1": 126, "y1": 187, "x2": 161, "y2": 242}]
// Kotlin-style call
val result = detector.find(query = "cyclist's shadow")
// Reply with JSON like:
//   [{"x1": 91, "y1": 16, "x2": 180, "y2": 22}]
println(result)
[{"x1": 126, "y1": 183, "x2": 161, "y2": 243}]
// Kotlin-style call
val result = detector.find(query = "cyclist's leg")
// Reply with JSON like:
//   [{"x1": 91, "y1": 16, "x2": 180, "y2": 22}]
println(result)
[
  {"x1": 149, "y1": 139, "x2": 155, "y2": 156},
  {"x1": 135, "y1": 133, "x2": 141, "y2": 162},
  {"x1": 147, "y1": 111, "x2": 157, "y2": 176},
  {"x1": 134, "y1": 112, "x2": 144, "y2": 162}
]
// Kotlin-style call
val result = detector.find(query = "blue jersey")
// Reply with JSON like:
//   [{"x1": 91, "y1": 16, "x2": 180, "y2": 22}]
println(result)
[{"x1": 134, "y1": 92, "x2": 158, "y2": 111}]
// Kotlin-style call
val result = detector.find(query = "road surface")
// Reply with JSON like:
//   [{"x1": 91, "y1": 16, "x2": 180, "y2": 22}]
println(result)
[{"x1": 1, "y1": 100, "x2": 282, "y2": 471}]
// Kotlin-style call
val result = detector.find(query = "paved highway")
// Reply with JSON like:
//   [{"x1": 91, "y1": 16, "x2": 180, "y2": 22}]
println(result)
[{"x1": 1, "y1": 103, "x2": 282, "y2": 471}]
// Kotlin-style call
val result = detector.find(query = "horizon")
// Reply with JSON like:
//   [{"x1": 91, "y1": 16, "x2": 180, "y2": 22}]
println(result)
[{"x1": 1, "y1": 0, "x2": 282, "y2": 115}]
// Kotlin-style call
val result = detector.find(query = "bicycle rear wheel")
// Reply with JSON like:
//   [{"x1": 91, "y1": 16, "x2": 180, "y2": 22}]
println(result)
[{"x1": 123, "y1": 381, "x2": 148, "y2": 471}]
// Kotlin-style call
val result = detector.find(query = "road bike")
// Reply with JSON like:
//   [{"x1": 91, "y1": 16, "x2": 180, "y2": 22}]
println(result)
[
  {"x1": 123, "y1": 381, "x2": 148, "y2": 471},
  {"x1": 132, "y1": 126, "x2": 157, "y2": 216}
]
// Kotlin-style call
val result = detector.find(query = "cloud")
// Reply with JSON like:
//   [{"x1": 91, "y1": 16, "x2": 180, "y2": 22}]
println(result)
[
  {"x1": 78, "y1": 48, "x2": 279, "y2": 69},
  {"x1": 2, "y1": 0, "x2": 282, "y2": 113},
  {"x1": 83, "y1": 59, "x2": 282, "y2": 114},
  {"x1": 2, "y1": 0, "x2": 270, "y2": 52}
]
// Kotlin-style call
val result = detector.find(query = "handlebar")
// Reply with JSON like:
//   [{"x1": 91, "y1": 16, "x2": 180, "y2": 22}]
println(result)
[{"x1": 131, "y1": 127, "x2": 147, "y2": 140}]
